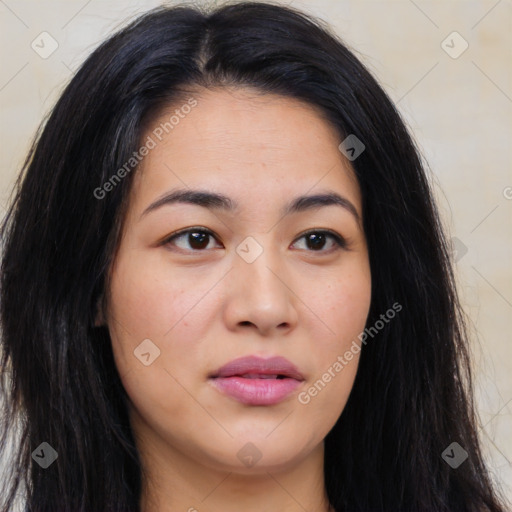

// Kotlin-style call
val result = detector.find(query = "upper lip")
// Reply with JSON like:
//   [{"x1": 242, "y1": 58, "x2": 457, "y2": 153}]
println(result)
[{"x1": 210, "y1": 355, "x2": 305, "y2": 381}]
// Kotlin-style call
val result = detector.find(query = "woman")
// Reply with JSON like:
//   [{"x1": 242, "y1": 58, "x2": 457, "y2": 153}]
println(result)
[{"x1": 0, "y1": 2, "x2": 507, "y2": 511}]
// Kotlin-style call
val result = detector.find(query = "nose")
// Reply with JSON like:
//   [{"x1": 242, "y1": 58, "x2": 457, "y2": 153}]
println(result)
[{"x1": 222, "y1": 246, "x2": 299, "y2": 336}]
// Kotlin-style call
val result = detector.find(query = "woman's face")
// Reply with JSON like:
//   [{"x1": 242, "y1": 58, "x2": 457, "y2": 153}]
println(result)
[{"x1": 104, "y1": 87, "x2": 371, "y2": 473}]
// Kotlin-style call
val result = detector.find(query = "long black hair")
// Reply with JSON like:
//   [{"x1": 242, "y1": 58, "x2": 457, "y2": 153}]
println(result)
[{"x1": 0, "y1": 2, "x2": 507, "y2": 511}]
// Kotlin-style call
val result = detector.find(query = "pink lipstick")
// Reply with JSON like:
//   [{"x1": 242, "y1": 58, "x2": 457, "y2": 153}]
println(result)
[{"x1": 209, "y1": 355, "x2": 304, "y2": 406}]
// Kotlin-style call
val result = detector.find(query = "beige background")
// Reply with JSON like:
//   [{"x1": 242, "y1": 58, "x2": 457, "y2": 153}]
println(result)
[{"x1": 1, "y1": 0, "x2": 511, "y2": 506}]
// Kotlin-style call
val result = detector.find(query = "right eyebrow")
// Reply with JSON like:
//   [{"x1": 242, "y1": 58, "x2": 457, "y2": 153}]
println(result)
[{"x1": 140, "y1": 189, "x2": 237, "y2": 220}]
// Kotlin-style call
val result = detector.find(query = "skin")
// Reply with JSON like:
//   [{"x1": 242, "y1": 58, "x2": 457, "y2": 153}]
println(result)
[{"x1": 100, "y1": 87, "x2": 372, "y2": 512}]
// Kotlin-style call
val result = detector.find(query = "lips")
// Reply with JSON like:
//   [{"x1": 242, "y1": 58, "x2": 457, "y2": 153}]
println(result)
[
  {"x1": 209, "y1": 356, "x2": 304, "y2": 406},
  {"x1": 211, "y1": 356, "x2": 305, "y2": 380}
]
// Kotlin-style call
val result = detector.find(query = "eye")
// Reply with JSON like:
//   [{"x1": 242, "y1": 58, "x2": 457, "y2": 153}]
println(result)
[
  {"x1": 162, "y1": 227, "x2": 222, "y2": 252},
  {"x1": 161, "y1": 227, "x2": 347, "y2": 253},
  {"x1": 291, "y1": 230, "x2": 347, "y2": 253}
]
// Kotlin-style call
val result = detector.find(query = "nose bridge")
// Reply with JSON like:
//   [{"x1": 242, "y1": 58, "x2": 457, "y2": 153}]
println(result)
[
  {"x1": 224, "y1": 234, "x2": 298, "y2": 333},
  {"x1": 235, "y1": 237, "x2": 287, "y2": 300}
]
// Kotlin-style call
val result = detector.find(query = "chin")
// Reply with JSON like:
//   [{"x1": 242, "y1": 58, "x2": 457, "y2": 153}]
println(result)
[{"x1": 194, "y1": 431, "x2": 322, "y2": 474}]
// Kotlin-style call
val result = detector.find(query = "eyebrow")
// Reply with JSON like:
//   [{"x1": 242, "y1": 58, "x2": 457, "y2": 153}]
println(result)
[{"x1": 140, "y1": 188, "x2": 360, "y2": 223}]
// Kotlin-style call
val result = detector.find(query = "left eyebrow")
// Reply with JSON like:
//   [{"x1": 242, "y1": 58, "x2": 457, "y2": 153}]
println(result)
[
  {"x1": 284, "y1": 191, "x2": 360, "y2": 223},
  {"x1": 139, "y1": 188, "x2": 360, "y2": 223}
]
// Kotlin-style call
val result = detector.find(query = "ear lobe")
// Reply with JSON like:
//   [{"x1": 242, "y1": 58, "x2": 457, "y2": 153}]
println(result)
[{"x1": 94, "y1": 295, "x2": 106, "y2": 327}]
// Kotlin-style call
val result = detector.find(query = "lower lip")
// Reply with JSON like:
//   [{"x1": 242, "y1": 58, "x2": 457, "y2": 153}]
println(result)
[{"x1": 210, "y1": 376, "x2": 302, "y2": 405}]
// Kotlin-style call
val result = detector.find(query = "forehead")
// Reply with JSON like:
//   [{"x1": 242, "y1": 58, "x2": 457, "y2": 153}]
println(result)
[{"x1": 131, "y1": 87, "x2": 361, "y2": 213}]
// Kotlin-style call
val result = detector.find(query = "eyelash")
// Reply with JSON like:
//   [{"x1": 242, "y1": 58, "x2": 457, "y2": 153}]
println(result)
[{"x1": 161, "y1": 227, "x2": 348, "y2": 254}]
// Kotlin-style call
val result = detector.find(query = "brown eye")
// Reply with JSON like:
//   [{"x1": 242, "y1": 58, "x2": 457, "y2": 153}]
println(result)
[
  {"x1": 305, "y1": 232, "x2": 327, "y2": 250},
  {"x1": 163, "y1": 228, "x2": 222, "y2": 252},
  {"x1": 291, "y1": 230, "x2": 347, "y2": 252}
]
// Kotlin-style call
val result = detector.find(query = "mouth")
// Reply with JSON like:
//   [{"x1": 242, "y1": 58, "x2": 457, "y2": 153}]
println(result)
[
  {"x1": 208, "y1": 356, "x2": 305, "y2": 406},
  {"x1": 229, "y1": 373, "x2": 289, "y2": 379}
]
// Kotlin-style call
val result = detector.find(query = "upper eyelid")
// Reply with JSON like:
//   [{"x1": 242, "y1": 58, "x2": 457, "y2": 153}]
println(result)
[{"x1": 162, "y1": 226, "x2": 217, "y2": 242}]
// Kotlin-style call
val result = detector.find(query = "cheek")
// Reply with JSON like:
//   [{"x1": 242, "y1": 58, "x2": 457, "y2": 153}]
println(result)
[
  {"x1": 107, "y1": 249, "x2": 219, "y2": 340},
  {"x1": 105, "y1": 249, "x2": 228, "y2": 404},
  {"x1": 105, "y1": 254, "x2": 215, "y2": 428},
  {"x1": 298, "y1": 265, "x2": 370, "y2": 418},
  {"x1": 312, "y1": 263, "x2": 372, "y2": 350}
]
